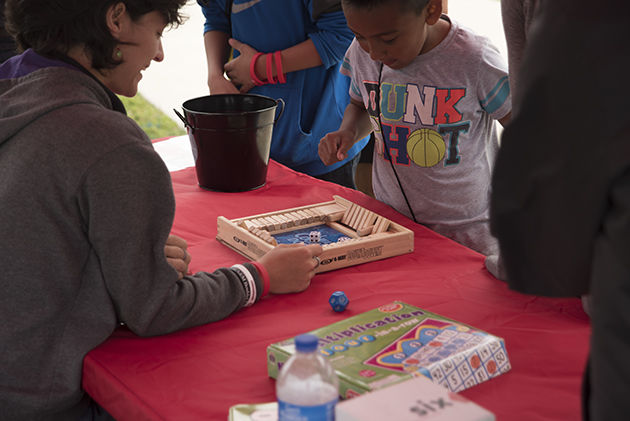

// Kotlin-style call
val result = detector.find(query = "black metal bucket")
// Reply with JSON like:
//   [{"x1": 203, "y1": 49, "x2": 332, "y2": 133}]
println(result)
[{"x1": 174, "y1": 94, "x2": 284, "y2": 192}]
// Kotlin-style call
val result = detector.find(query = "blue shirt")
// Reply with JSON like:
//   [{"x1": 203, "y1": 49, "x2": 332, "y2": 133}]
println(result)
[{"x1": 201, "y1": 0, "x2": 368, "y2": 176}]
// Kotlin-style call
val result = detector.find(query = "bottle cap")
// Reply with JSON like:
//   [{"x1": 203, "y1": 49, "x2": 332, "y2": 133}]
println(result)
[{"x1": 294, "y1": 333, "x2": 319, "y2": 352}]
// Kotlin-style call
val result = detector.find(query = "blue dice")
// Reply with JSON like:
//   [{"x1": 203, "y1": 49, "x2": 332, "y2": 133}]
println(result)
[{"x1": 329, "y1": 291, "x2": 349, "y2": 312}]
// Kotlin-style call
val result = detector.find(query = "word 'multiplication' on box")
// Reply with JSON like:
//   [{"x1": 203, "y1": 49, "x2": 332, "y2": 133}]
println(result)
[
  {"x1": 216, "y1": 196, "x2": 414, "y2": 273},
  {"x1": 267, "y1": 302, "x2": 511, "y2": 396}
]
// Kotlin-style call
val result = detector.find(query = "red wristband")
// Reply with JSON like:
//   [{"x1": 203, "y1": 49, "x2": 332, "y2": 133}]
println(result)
[
  {"x1": 251, "y1": 261, "x2": 270, "y2": 297},
  {"x1": 274, "y1": 50, "x2": 286, "y2": 84},
  {"x1": 265, "y1": 53, "x2": 276, "y2": 84},
  {"x1": 250, "y1": 52, "x2": 265, "y2": 86}
]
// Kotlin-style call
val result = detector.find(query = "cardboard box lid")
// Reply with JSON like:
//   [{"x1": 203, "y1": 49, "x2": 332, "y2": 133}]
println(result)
[{"x1": 336, "y1": 375, "x2": 495, "y2": 421}]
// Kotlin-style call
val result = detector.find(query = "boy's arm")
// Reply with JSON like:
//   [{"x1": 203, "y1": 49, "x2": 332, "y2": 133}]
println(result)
[
  {"x1": 224, "y1": 5, "x2": 352, "y2": 90},
  {"x1": 222, "y1": 38, "x2": 323, "y2": 93},
  {"x1": 477, "y1": 39, "x2": 512, "y2": 125},
  {"x1": 199, "y1": 3, "x2": 238, "y2": 94},
  {"x1": 319, "y1": 99, "x2": 373, "y2": 165},
  {"x1": 307, "y1": 5, "x2": 355, "y2": 68},
  {"x1": 342, "y1": 98, "x2": 374, "y2": 141},
  {"x1": 265, "y1": 40, "x2": 322, "y2": 74},
  {"x1": 204, "y1": 30, "x2": 238, "y2": 94},
  {"x1": 253, "y1": 3, "x2": 353, "y2": 76},
  {"x1": 498, "y1": 111, "x2": 512, "y2": 127},
  {"x1": 246, "y1": 39, "x2": 323, "y2": 86}
]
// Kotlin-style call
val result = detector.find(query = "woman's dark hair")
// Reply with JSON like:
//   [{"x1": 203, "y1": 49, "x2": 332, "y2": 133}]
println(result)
[
  {"x1": 4, "y1": 0, "x2": 187, "y2": 69},
  {"x1": 341, "y1": 0, "x2": 429, "y2": 15}
]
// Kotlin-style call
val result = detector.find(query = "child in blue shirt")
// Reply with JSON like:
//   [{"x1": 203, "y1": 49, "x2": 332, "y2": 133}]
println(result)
[{"x1": 199, "y1": 0, "x2": 369, "y2": 188}]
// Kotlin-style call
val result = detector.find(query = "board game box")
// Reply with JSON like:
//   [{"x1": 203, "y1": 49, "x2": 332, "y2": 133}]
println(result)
[
  {"x1": 267, "y1": 302, "x2": 511, "y2": 397},
  {"x1": 216, "y1": 196, "x2": 414, "y2": 273}
]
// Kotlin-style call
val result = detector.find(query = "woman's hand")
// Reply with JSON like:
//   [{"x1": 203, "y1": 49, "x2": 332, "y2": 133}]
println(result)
[{"x1": 164, "y1": 234, "x2": 192, "y2": 280}]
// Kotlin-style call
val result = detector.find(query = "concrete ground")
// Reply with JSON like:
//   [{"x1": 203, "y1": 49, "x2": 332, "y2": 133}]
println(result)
[{"x1": 139, "y1": 0, "x2": 506, "y2": 125}]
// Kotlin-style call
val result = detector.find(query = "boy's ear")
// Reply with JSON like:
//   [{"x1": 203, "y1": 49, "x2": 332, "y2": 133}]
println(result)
[{"x1": 425, "y1": 0, "x2": 443, "y2": 24}]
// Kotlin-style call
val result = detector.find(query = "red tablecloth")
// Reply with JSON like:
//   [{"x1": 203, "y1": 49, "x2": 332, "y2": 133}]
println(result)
[{"x1": 82, "y1": 160, "x2": 590, "y2": 421}]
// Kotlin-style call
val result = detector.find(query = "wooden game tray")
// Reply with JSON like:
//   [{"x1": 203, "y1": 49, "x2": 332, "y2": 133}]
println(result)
[{"x1": 216, "y1": 196, "x2": 414, "y2": 273}]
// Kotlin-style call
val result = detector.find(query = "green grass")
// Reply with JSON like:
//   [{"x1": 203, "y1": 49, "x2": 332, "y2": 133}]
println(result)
[{"x1": 119, "y1": 94, "x2": 185, "y2": 140}]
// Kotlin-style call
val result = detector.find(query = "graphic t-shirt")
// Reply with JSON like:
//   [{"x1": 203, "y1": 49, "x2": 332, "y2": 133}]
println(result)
[{"x1": 341, "y1": 17, "x2": 511, "y2": 255}]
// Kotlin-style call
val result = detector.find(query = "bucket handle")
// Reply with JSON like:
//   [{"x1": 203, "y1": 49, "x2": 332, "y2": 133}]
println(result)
[
  {"x1": 173, "y1": 109, "x2": 192, "y2": 130},
  {"x1": 175, "y1": 99, "x2": 284, "y2": 129},
  {"x1": 275, "y1": 98, "x2": 285, "y2": 124}
]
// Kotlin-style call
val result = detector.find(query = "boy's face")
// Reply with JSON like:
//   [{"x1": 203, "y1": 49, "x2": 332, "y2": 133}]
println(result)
[{"x1": 344, "y1": 1, "x2": 437, "y2": 70}]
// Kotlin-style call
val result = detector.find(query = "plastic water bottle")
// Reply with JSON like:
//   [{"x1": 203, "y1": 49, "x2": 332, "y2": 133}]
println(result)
[{"x1": 276, "y1": 333, "x2": 339, "y2": 421}]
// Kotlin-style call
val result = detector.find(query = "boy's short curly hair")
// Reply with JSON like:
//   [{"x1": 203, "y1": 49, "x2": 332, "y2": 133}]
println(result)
[
  {"x1": 4, "y1": 0, "x2": 187, "y2": 70},
  {"x1": 341, "y1": 0, "x2": 430, "y2": 15}
]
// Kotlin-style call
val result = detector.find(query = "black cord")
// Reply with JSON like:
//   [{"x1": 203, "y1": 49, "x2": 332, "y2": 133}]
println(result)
[{"x1": 376, "y1": 62, "x2": 417, "y2": 223}]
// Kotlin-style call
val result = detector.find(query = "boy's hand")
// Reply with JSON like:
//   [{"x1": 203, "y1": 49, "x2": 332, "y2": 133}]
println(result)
[
  {"x1": 208, "y1": 74, "x2": 239, "y2": 95},
  {"x1": 224, "y1": 38, "x2": 257, "y2": 93},
  {"x1": 257, "y1": 244, "x2": 323, "y2": 294},
  {"x1": 319, "y1": 129, "x2": 356, "y2": 165}
]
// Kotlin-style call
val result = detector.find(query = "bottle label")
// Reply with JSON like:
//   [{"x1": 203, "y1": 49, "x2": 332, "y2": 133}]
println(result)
[{"x1": 278, "y1": 398, "x2": 338, "y2": 421}]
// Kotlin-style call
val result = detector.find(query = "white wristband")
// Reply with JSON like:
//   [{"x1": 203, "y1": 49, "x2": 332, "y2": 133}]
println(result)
[{"x1": 232, "y1": 264, "x2": 257, "y2": 307}]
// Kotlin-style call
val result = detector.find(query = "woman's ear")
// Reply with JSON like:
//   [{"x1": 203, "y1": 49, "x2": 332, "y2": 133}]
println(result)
[
  {"x1": 105, "y1": 2, "x2": 127, "y2": 37},
  {"x1": 426, "y1": 0, "x2": 443, "y2": 25}
]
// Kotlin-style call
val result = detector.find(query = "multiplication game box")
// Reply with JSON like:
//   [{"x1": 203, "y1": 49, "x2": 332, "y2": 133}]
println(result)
[{"x1": 267, "y1": 302, "x2": 510, "y2": 397}]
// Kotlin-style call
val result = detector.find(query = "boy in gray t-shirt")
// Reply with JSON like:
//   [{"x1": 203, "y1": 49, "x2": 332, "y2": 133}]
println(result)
[{"x1": 319, "y1": 0, "x2": 511, "y2": 278}]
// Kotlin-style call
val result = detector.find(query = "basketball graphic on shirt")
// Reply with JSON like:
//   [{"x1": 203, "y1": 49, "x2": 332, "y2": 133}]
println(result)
[{"x1": 406, "y1": 128, "x2": 446, "y2": 168}]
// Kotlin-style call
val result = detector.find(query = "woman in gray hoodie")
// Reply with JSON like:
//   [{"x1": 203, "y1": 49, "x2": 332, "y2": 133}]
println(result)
[{"x1": 0, "y1": 1, "x2": 322, "y2": 419}]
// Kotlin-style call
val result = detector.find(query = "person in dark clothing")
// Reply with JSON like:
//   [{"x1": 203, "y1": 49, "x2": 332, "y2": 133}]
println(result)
[
  {"x1": 499, "y1": 0, "x2": 538, "y2": 105},
  {"x1": 490, "y1": 0, "x2": 630, "y2": 419}
]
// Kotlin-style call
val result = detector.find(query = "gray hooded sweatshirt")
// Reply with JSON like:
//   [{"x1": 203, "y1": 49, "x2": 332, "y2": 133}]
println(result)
[{"x1": 0, "y1": 59, "x2": 262, "y2": 420}]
